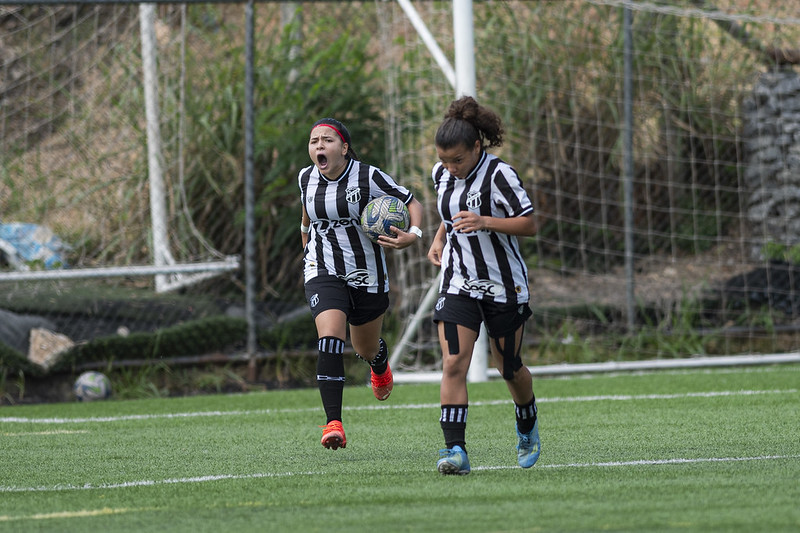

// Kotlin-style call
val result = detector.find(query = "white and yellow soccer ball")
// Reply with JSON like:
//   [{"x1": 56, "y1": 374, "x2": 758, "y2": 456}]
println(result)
[
  {"x1": 360, "y1": 196, "x2": 410, "y2": 243},
  {"x1": 73, "y1": 371, "x2": 112, "y2": 401}
]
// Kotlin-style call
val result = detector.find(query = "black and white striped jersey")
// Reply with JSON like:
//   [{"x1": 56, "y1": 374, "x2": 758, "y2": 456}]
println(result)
[
  {"x1": 299, "y1": 158, "x2": 413, "y2": 293},
  {"x1": 432, "y1": 151, "x2": 533, "y2": 304}
]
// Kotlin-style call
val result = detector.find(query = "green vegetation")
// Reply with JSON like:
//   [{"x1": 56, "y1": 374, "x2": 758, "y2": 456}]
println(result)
[
  {"x1": 53, "y1": 316, "x2": 247, "y2": 370},
  {"x1": 4, "y1": 2, "x2": 778, "y2": 285},
  {"x1": 483, "y1": 2, "x2": 761, "y2": 270},
  {"x1": 173, "y1": 11, "x2": 387, "y2": 292},
  {"x1": 763, "y1": 242, "x2": 800, "y2": 264},
  {"x1": 3, "y1": 2, "x2": 799, "y2": 394}
]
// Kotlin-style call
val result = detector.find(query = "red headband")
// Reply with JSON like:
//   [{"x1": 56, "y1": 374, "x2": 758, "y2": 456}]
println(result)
[{"x1": 312, "y1": 124, "x2": 347, "y2": 146}]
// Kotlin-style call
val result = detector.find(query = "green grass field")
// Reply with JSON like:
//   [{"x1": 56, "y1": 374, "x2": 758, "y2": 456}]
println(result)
[{"x1": 1, "y1": 364, "x2": 799, "y2": 532}]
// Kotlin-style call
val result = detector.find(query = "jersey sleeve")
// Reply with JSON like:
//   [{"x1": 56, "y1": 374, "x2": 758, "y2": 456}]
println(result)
[
  {"x1": 298, "y1": 165, "x2": 314, "y2": 206},
  {"x1": 369, "y1": 166, "x2": 413, "y2": 204},
  {"x1": 492, "y1": 165, "x2": 533, "y2": 218}
]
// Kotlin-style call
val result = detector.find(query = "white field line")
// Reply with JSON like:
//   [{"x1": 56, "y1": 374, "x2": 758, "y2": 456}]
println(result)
[
  {"x1": 0, "y1": 454, "x2": 797, "y2": 495},
  {"x1": 2, "y1": 430, "x2": 88, "y2": 437},
  {"x1": 0, "y1": 506, "x2": 154, "y2": 522},
  {"x1": 474, "y1": 454, "x2": 800, "y2": 470},
  {"x1": 0, "y1": 388, "x2": 796, "y2": 425}
]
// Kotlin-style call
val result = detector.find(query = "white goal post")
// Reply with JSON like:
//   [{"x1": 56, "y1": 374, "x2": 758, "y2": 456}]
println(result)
[
  {"x1": 0, "y1": 1, "x2": 242, "y2": 293},
  {"x1": 390, "y1": 0, "x2": 491, "y2": 381},
  {"x1": 139, "y1": 3, "x2": 241, "y2": 293}
]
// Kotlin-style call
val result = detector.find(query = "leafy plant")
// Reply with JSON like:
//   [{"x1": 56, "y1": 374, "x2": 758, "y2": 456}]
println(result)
[
  {"x1": 480, "y1": 1, "x2": 753, "y2": 270},
  {"x1": 763, "y1": 242, "x2": 800, "y2": 264},
  {"x1": 52, "y1": 316, "x2": 247, "y2": 371},
  {"x1": 170, "y1": 9, "x2": 386, "y2": 297},
  {"x1": 110, "y1": 361, "x2": 172, "y2": 400}
]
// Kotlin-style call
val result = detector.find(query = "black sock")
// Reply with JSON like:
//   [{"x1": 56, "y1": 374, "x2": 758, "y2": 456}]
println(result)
[
  {"x1": 357, "y1": 337, "x2": 389, "y2": 375},
  {"x1": 440, "y1": 404, "x2": 468, "y2": 453},
  {"x1": 370, "y1": 338, "x2": 389, "y2": 375},
  {"x1": 515, "y1": 396, "x2": 538, "y2": 434},
  {"x1": 317, "y1": 336, "x2": 345, "y2": 423}
]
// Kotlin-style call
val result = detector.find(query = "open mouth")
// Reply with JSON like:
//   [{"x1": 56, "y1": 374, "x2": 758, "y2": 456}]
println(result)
[{"x1": 317, "y1": 154, "x2": 328, "y2": 168}]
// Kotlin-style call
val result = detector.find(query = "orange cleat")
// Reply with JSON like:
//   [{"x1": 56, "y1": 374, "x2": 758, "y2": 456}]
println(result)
[
  {"x1": 320, "y1": 420, "x2": 346, "y2": 450},
  {"x1": 370, "y1": 363, "x2": 393, "y2": 401}
]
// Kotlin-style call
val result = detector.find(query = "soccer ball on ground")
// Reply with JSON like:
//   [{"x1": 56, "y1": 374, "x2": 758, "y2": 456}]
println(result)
[
  {"x1": 73, "y1": 371, "x2": 112, "y2": 402},
  {"x1": 360, "y1": 196, "x2": 410, "y2": 243}
]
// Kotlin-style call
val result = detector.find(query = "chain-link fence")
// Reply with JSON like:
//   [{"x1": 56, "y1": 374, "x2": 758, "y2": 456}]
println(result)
[{"x1": 2, "y1": 1, "x2": 800, "y2": 392}]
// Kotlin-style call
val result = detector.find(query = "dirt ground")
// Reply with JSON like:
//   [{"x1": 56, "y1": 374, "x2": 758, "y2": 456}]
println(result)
[{"x1": 530, "y1": 252, "x2": 751, "y2": 310}]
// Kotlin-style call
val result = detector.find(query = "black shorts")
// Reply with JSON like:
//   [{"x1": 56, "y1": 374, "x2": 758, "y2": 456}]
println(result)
[
  {"x1": 304, "y1": 275, "x2": 389, "y2": 326},
  {"x1": 433, "y1": 293, "x2": 532, "y2": 337}
]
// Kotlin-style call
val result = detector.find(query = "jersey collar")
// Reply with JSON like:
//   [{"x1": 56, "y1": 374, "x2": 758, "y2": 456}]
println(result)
[{"x1": 463, "y1": 150, "x2": 487, "y2": 182}]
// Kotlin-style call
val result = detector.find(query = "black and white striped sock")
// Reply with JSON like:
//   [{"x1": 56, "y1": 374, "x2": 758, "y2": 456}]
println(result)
[
  {"x1": 370, "y1": 338, "x2": 389, "y2": 375},
  {"x1": 317, "y1": 336, "x2": 345, "y2": 423},
  {"x1": 515, "y1": 397, "x2": 538, "y2": 434},
  {"x1": 440, "y1": 404, "x2": 468, "y2": 452}
]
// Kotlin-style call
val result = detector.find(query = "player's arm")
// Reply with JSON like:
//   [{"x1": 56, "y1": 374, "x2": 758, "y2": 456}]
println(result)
[
  {"x1": 379, "y1": 197, "x2": 424, "y2": 250},
  {"x1": 452, "y1": 211, "x2": 537, "y2": 237},
  {"x1": 301, "y1": 207, "x2": 311, "y2": 248},
  {"x1": 426, "y1": 222, "x2": 447, "y2": 267}
]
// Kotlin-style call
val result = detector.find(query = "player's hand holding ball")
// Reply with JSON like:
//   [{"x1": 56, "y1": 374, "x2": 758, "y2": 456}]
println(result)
[{"x1": 361, "y1": 196, "x2": 422, "y2": 249}]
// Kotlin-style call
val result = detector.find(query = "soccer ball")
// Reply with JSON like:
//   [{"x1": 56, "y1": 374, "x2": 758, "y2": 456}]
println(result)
[
  {"x1": 360, "y1": 196, "x2": 410, "y2": 243},
  {"x1": 73, "y1": 371, "x2": 112, "y2": 402}
]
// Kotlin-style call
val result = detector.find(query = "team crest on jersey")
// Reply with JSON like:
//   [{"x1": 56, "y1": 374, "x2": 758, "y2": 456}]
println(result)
[
  {"x1": 466, "y1": 190, "x2": 482, "y2": 210},
  {"x1": 435, "y1": 297, "x2": 446, "y2": 311},
  {"x1": 461, "y1": 278, "x2": 504, "y2": 297},
  {"x1": 346, "y1": 186, "x2": 361, "y2": 204},
  {"x1": 341, "y1": 269, "x2": 373, "y2": 287},
  {"x1": 310, "y1": 293, "x2": 319, "y2": 308}
]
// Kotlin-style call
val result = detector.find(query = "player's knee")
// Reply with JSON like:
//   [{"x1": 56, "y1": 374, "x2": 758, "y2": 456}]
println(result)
[
  {"x1": 494, "y1": 334, "x2": 523, "y2": 380},
  {"x1": 442, "y1": 352, "x2": 469, "y2": 379}
]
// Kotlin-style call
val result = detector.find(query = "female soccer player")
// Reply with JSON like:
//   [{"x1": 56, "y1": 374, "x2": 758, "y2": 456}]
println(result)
[
  {"x1": 426, "y1": 97, "x2": 540, "y2": 474},
  {"x1": 299, "y1": 117, "x2": 423, "y2": 450}
]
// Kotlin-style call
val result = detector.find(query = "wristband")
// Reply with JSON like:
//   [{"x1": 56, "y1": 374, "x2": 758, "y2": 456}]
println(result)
[
  {"x1": 408, "y1": 226, "x2": 423, "y2": 239},
  {"x1": 300, "y1": 223, "x2": 310, "y2": 234}
]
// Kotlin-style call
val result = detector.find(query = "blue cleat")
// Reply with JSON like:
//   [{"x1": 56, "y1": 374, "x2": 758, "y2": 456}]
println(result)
[
  {"x1": 437, "y1": 445, "x2": 471, "y2": 475},
  {"x1": 516, "y1": 419, "x2": 541, "y2": 468}
]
